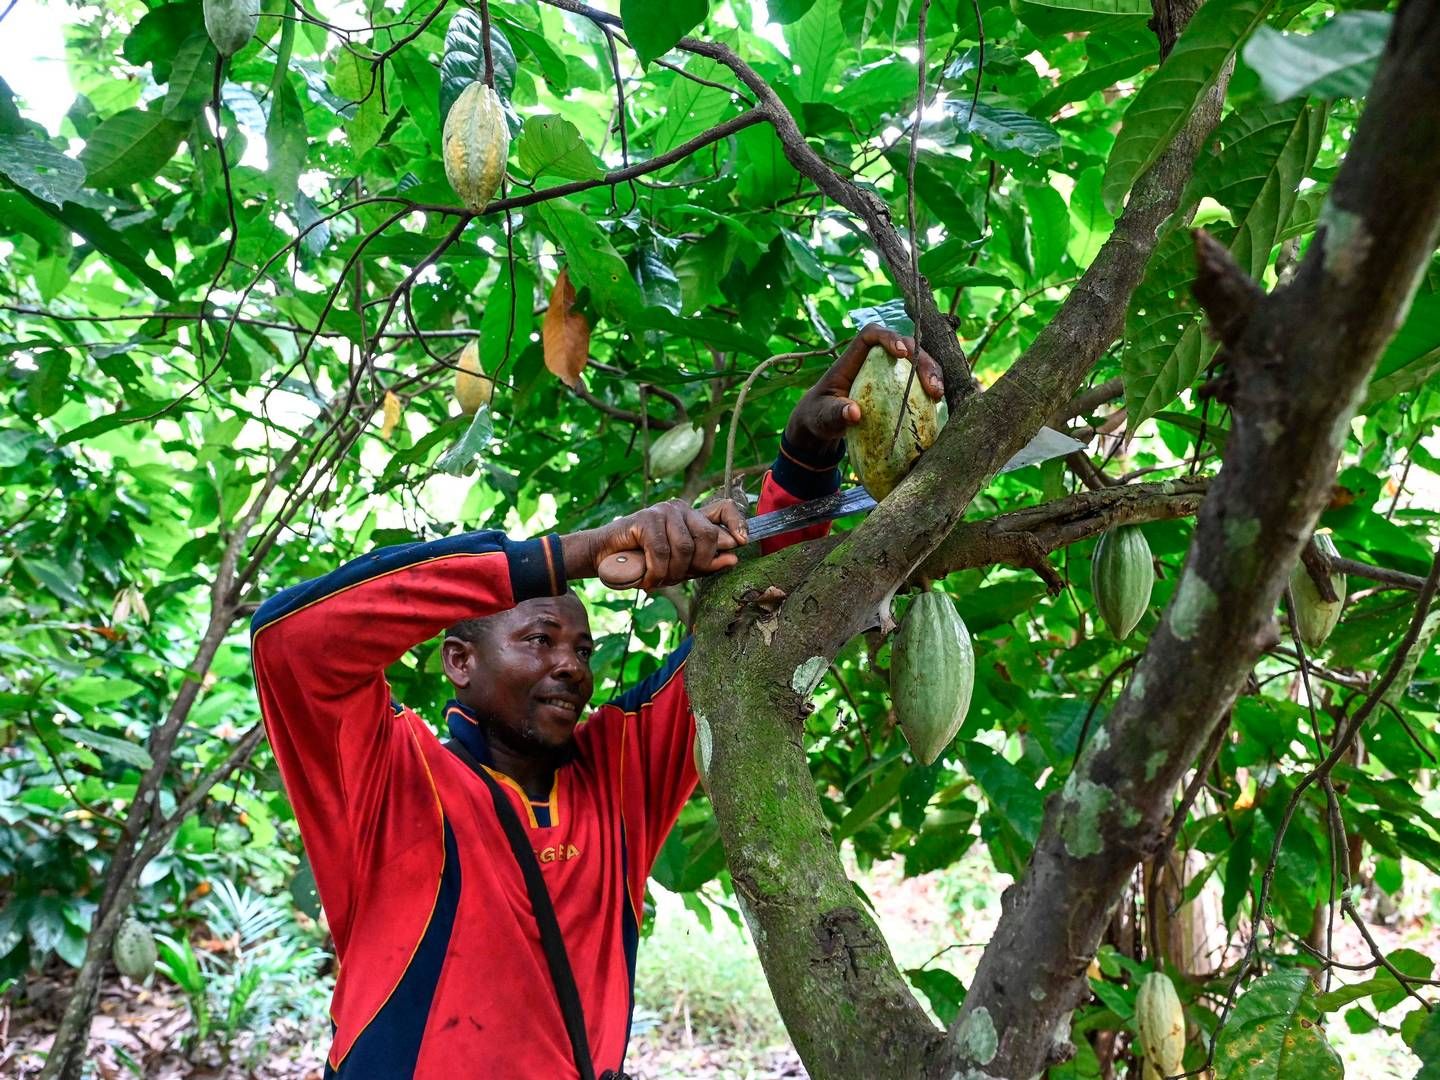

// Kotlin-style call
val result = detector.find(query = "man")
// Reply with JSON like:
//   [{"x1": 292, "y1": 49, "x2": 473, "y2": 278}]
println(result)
[{"x1": 250, "y1": 326, "x2": 943, "y2": 1078}]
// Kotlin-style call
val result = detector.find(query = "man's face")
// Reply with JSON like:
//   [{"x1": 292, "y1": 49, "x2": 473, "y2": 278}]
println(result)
[{"x1": 443, "y1": 595, "x2": 595, "y2": 756}]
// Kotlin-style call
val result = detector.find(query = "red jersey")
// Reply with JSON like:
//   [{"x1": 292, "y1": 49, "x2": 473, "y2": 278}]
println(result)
[{"x1": 250, "y1": 443, "x2": 839, "y2": 1078}]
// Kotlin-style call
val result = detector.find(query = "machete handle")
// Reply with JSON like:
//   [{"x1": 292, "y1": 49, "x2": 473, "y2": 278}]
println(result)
[{"x1": 597, "y1": 550, "x2": 647, "y2": 590}]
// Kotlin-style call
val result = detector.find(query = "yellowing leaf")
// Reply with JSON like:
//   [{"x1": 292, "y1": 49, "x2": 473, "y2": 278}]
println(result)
[{"x1": 542, "y1": 268, "x2": 590, "y2": 387}]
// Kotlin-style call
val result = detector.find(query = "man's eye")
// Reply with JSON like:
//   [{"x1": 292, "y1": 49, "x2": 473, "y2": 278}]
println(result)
[
  {"x1": 577, "y1": 648, "x2": 593, "y2": 661},
  {"x1": 528, "y1": 634, "x2": 549, "y2": 645}
]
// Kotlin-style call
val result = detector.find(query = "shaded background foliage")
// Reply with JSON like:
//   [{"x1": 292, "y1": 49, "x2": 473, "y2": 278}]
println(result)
[{"x1": 0, "y1": 0, "x2": 1437, "y2": 1074}]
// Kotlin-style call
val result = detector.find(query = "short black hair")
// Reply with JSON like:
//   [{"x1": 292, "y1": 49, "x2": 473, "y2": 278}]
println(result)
[{"x1": 447, "y1": 589, "x2": 581, "y2": 644}]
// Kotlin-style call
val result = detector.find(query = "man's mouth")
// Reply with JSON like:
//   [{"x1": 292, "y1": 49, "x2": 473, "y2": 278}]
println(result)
[{"x1": 536, "y1": 696, "x2": 581, "y2": 716}]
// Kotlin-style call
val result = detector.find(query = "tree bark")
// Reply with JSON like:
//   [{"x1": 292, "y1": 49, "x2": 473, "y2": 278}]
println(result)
[{"x1": 939, "y1": 7, "x2": 1440, "y2": 1076}]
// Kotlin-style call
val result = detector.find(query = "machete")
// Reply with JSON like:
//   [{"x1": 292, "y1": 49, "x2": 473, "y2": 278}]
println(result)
[{"x1": 597, "y1": 427, "x2": 1085, "y2": 588}]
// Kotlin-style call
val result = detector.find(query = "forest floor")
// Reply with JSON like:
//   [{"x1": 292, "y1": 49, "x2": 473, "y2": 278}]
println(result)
[{"x1": 5, "y1": 850, "x2": 1435, "y2": 1079}]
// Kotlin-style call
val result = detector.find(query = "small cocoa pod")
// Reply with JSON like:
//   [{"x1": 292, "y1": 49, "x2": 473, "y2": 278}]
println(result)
[
  {"x1": 113, "y1": 917, "x2": 158, "y2": 981},
  {"x1": 647, "y1": 422, "x2": 704, "y2": 477},
  {"x1": 203, "y1": 0, "x2": 259, "y2": 57},
  {"x1": 1290, "y1": 532, "x2": 1346, "y2": 649},
  {"x1": 454, "y1": 340, "x2": 493, "y2": 414},
  {"x1": 1136, "y1": 971, "x2": 1185, "y2": 1077},
  {"x1": 1091, "y1": 525, "x2": 1154, "y2": 639},
  {"x1": 890, "y1": 589, "x2": 974, "y2": 765}
]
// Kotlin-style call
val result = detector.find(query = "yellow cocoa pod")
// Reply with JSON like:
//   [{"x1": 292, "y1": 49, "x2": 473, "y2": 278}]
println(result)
[
  {"x1": 1136, "y1": 971, "x2": 1186, "y2": 1077},
  {"x1": 380, "y1": 391, "x2": 401, "y2": 439},
  {"x1": 844, "y1": 347, "x2": 938, "y2": 499},
  {"x1": 454, "y1": 341, "x2": 493, "y2": 414},
  {"x1": 443, "y1": 83, "x2": 509, "y2": 212}
]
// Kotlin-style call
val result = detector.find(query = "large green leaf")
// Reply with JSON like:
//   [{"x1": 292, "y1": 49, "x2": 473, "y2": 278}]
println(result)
[
  {"x1": 515, "y1": 115, "x2": 601, "y2": 181},
  {"x1": 1102, "y1": 0, "x2": 1277, "y2": 214},
  {"x1": 78, "y1": 109, "x2": 187, "y2": 188},
  {"x1": 1122, "y1": 101, "x2": 1324, "y2": 430},
  {"x1": 0, "y1": 134, "x2": 86, "y2": 207},
  {"x1": 1034, "y1": 30, "x2": 1155, "y2": 115},
  {"x1": 1243, "y1": 12, "x2": 1391, "y2": 102},
  {"x1": 266, "y1": 76, "x2": 307, "y2": 201},
  {"x1": 785, "y1": 0, "x2": 848, "y2": 102},
  {"x1": 1013, "y1": 0, "x2": 1150, "y2": 37},
  {"x1": 17, "y1": 190, "x2": 176, "y2": 299},
  {"x1": 1214, "y1": 970, "x2": 1344, "y2": 1080},
  {"x1": 439, "y1": 9, "x2": 517, "y2": 119},
  {"x1": 1366, "y1": 289, "x2": 1440, "y2": 404},
  {"x1": 161, "y1": 33, "x2": 217, "y2": 120},
  {"x1": 621, "y1": 0, "x2": 709, "y2": 65},
  {"x1": 950, "y1": 99, "x2": 1062, "y2": 159},
  {"x1": 535, "y1": 199, "x2": 646, "y2": 316}
]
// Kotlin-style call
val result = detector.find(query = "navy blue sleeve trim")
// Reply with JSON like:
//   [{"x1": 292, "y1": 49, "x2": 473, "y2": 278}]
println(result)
[
  {"x1": 609, "y1": 637, "x2": 693, "y2": 714},
  {"x1": 251, "y1": 530, "x2": 564, "y2": 636},
  {"x1": 771, "y1": 433, "x2": 843, "y2": 500}
]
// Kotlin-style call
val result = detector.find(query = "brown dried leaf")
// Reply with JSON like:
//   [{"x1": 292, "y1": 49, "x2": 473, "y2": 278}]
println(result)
[{"x1": 542, "y1": 267, "x2": 589, "y2": 387}]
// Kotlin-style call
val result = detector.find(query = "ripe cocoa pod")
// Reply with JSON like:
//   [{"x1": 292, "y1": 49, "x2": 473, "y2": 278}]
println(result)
[
  {"x1": 1091, "y1": 525, "x2": 1154, "y2": 639},
  {"x1": 1290, "y1": 533, "x2": 1346, "y2": 649},
  {"x1": 380, "y1": 391, "x2": 401, "y2": 439},
  {"x1": 443, "y1": 82, "x2": 509, "y2": 212},
  {"x1": 890, "y1": 590, "x2": 974, "y2": 765},
  {"x1": 647, "y1": 422, "x2": 704, "y2": 477},
  {"x1": 113, "y1": 917, "x2": 158, "y2": 981},
  {"x1": 1135, "y1": 971, "x2": 1185, "y2": 1077},
  {"x1": 454, "y1": 340, "x2": 493, "y2": 414},
  {"x1": 203, "y1": 0, "x2": 259, "y2": 57},
  {"x1": 844, "y1": 347, "x2": 938, "y2": 499}
]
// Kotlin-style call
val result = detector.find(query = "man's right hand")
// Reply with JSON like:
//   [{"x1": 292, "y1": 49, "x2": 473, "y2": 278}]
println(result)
[{"x1": 562, "y1": 499, "x2": 749, "y2": 591}]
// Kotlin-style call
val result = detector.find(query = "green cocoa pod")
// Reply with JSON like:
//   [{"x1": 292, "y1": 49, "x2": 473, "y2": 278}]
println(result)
[
  {"x1": 113, "y1": 917, "x2": 158, "y2": 981},
  {"x1": 890, "y1": 590, "x2": 974, "y2": 765},
  {"x1": 647, "y1": 422, "x2": 704, "y2": 477},
  {"x1": 203, "y1": 0, "x2": 259, "y2": 57},
  {"x1": 1091, "y1": 525, "x2": 1154, "y2": 639},
  {"x1": 1290, "y1": 533, "x2": 1346, "y2": 650},
  {"x1": 443, "y1": 82, "x2": 509, "y2": 212},
  {"x1": 1136, "y1": 971, "x2": 1185, "y2": 1077},
  {"x1": 844, "y1": 347, "x2": 938, "y2": 500}
]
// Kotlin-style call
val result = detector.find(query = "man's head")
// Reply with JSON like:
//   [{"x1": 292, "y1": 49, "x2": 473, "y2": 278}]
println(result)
[{"x1": 441, "y1": 593, "x2": 595, "y2": 760}]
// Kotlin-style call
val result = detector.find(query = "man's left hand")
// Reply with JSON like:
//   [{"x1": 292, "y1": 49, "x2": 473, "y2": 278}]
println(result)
[{"x1": 785, "y1": 324, "x2": 944, "y2": 459}]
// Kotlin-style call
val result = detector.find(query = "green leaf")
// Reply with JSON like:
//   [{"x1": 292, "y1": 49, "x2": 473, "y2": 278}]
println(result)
[
  {"x1": 1202, "y1": 100, "x2": 1326, "y2": 280},
  {"x1": 1414, "y1": 1007, "x2": 1440, "y2": 1079},
  {"x1": 1013, "y1": 0, "x2": 1150, "y2": 37},
  {"x1": 635, "y1": 244, "x2": 683, "y2": 314},
  {"x1": 18, "y1": 557, "x2": 88, "y2": 607},
  {"x1": 621, "y1": 0, "x2": 709, "y2": 66},
  {"x1": 1034, "y1": 31, "x2": 1154, "y2": 115},
  {"x1": 951, "y1": 99, "x2": 1062, "y2": 159},
  {"x1": 1366, "y1": 289, "x2": 1440, "y2": 403},
  {"x1": 785, "y1": 0, "x2": 847, "y2": 102},
  {"x1": 78, "y1": 109, "x2": 187, "y2": 188},
  {"x1": 266, "y1": 76, "x2": 307, "y2": 201},
  {"x1": 434, "y1": 406, "x2": 494, "y2": 476},
  {"x1": 515, "y1": 115, "x2": 601, "y2": 181},
  {"x1": 63, "y1": 677, "x2": 146, "y2": 706},
  {"x1": 769, "y1": 0, "x2": 817, "y2": 23},
  {"x1": 69, "y1": 728, "x2": 154, "y2": 769},
  {"x1": 439, "y1": 9, "x2": 517, "y2": 118},
  {"x1": 905, "y1": 967, "x2": 966, "y2": 1024},
  {"x1": 535, "y1": 199, "x2": 646, "y2": 316},
  {"x1": 123, "y1": 0, "x2": 204, "y2": 83},
  {"x1": 653, "y1": 54, "x2": 733, "y2": 153},
  {"x1": 1024, "y1": 183, "x2": 1070, "y2": 280},
  {"x1": 0, "y1": 134, "x2": 87, "y2": 207},
  {"x1": 331, "y1": 49, "x2": 386, "y2": 158},
  {"x1": 1215, "y1": 969, "x2": 1344, "y2": 1080},
  {"x1": 1243, "y1": 12, "x2": 1391, "y2": 102},
  {"x1": 161, "y1": 33, "x2": 217, "y2": 119},
  {"x1": 1102, "y1": 0, "x2": 1277, "y2": 214},
  {"x1": 16, "y1": 191, "x2": 175, "y2": 299},
  {"x1": 26, "y1": 350, "x2": 71, "y2": 418},
  {"x1": 964, "y1": 742, "x2": 1042, "y2": 844}
]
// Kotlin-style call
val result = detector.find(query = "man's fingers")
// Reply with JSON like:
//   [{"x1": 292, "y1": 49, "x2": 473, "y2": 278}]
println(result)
[
  {"x1": 683, "y1": 505, "x2": 719, "y2": 571},
  {"x1": 815, "y1": 397, "x2": 862, "y2": 439},
  {"x1": 705, "y1": 499, "x2": 748, "y2": 547},
  {"x1": 661, "y1": 503, "x2": 695, "y2": 586},
  {"x1": 913, "y1": 347, "x2": 945, "y2": 401}
]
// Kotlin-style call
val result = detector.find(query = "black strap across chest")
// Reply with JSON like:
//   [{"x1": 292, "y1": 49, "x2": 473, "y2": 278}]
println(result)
[{"x1": 443, "y1": 739, "x2": 625, "y2": 1080}]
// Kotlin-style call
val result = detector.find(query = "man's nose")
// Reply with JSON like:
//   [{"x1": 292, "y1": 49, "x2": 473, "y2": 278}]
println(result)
[{"x1": 551, "y1": 650, "x2": 583, "y2": 679}]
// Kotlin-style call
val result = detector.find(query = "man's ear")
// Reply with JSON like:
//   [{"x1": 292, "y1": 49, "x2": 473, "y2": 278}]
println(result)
[{"x1": 441, "y1": 635, "x2": 477, "y2": 689}]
